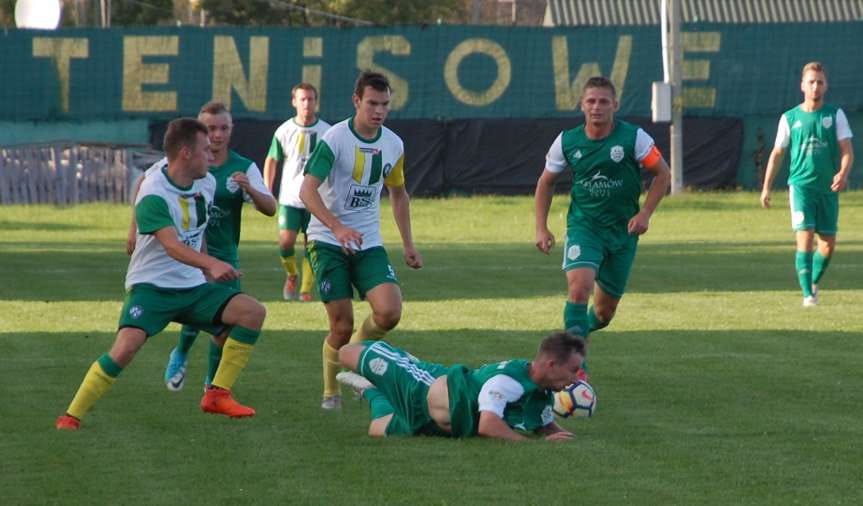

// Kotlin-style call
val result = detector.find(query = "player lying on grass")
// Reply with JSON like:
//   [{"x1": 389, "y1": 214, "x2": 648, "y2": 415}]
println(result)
[{"x1": 335, "y1": 331, "x2": 585, "y2": 441}]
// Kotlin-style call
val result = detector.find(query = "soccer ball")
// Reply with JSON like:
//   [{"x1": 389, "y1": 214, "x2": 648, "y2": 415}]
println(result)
[{"x1": 553, "y1": 380, "x2": 596, "y2": 418}]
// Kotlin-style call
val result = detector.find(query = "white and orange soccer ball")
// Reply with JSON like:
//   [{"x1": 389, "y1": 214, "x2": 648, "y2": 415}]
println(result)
[{"x1": 553, "y1": 380, "x2": 596, "y2": 418}]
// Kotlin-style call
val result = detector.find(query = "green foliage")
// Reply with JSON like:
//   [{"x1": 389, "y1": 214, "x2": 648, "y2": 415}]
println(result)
[
  {"x1": 2, "y1": 192, "x2": 863, "y2": 504},
  {"x1": 111, "y1": 0, "x2": 174, "y2": 26}
]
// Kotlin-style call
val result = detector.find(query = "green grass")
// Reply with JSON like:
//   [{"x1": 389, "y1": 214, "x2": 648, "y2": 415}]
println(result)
[{"x1": 1, "y1": 191, "x2": 862, "y2": 505}]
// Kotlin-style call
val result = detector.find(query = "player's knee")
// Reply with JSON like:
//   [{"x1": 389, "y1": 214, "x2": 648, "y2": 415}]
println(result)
[
  {"x1": 330, "y1": 321, "x2": 354, "y2": 341},
  {"x1": 374, "y1": 308, "x2": 401, "y2": 330}
]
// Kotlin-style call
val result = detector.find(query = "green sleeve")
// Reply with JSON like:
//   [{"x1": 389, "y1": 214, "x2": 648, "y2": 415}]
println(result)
[
  {"x1": 136, "y1": 194, "x2": 174, "y2": 234},
  {"x1": 267, "y1": 136, "x2": 283, "y2": 161},
  {"x1": 304, "y1": 140, "x2": 335, "y2": 180}
]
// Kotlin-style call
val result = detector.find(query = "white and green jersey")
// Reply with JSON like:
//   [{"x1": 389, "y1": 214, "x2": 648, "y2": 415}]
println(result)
[
  {"x1": 268, "y1": 117, "x2": 331, "y2": 208},
  {"x1": 126, "y1": 165, "x2": 215, "y2": 290},
  {"x1": 471, "y1": 359, "x2": 554, "y2": 433},
  {"x1": 774, "y1": 104, "x2": 852, "y2": 191},
  {"x1": 304, "y1": 117, "x2": 406, "y2": 250},
  {"x1": 144, "y1": 152, "x2": 270, "y2": 264},
  {"x1": 545, "y1": 120, "x2": 655, "y2": 235}
]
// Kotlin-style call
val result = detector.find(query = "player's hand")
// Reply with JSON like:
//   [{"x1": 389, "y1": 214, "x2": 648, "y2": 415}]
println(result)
[
  {"x1": 544, "y1": 430, "x2": 575, "y2": 442},
  {"x1": 126, "y1": 231, "x2": 137, "y2": 256},
  {"x1": 404, "y1": 245, "x2": 423, "y2": 269},
  {"x1": 231, "y1": 171, "x2": 251, "y2": 192},
  {"x1": 333, "y1": 223, "x2": 363, "y2": 254},
  {"x1": 206, "y1": 260, "x2": 241, "y2": 282},
  {"x1": 535, "y1": 229, "x2": 555, "y2": 254},
  {"x1": 760, "y1": 190, "x2": 771, "y2": 208},
  {"x1": 831, "y1": 173, "x2": 848, "y2": 192},
  {"x1": 627, "y1": 211, "x2": 650, "y2": 235}
]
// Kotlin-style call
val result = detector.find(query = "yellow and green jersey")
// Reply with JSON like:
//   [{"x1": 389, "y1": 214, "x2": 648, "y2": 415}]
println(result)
[
  {"x1": 268, "y1": 117, "x2": 331, "y2": 208},
  {"x1": 304, "y1": 117, "x2": 406, "y2": 250},
  {"x1": 127, "y1": 165, "x2": 215, "y2": 289},
  {"x1": 545, "y1": 120, "x2": 655, "y2": 236},
  {"x1": 774, "y1": 104, "x2": 853, "y2": 191}
]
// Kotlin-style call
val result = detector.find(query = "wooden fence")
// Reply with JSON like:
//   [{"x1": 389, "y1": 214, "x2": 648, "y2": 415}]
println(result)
[{"x1": 0, "y1": 142, "x2": 162, "y2": 205}]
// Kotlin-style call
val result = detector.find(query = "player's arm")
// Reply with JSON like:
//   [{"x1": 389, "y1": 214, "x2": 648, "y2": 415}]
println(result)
[
  {"x1": 761, "y1": 115, "x2": 790, "y2": 208},
  {"x1": 300, "y1": 140, "x2": 363, "y2": 253},
  {"x1": 535, "y1": 421, "x2": 575, "y2": 442},
  {"x1": 385, "y1": 155, "x2": 422, "y2": 269},
  {"x1": 263, "y1": 135, "x2": 283, "y2": 193},
  {"x1": 628, "y1": 131, "x2": 670, "y2": 235},
  {"x1": 535, "y1": 133, "x2": 566, "y2": 254},
  {"x1": 126, "y1": 173, "x2": 145, "y2": 255},
  {"x1": 477, "y1": 411, "x2": 530, "y2": 441},
  {"x1": 832, "y1": 109, "x2": 854, "y2": 192},
  {"x1": 136, "y1": 194, "x2": 238, "y2": 281},
  {"x1": 233, "y1": 163, "x2": 276, "y2": 216},
  {"x1": 153, "y1": 227, "x2": 238, "y2": 282},
  {"x1": 475, "y1": 375, "x2": 530, "y2": 442}
]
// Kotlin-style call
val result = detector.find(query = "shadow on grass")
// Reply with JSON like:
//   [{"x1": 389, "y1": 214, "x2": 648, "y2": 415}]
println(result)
[{"x1": 2, "y1": 240, "x2": 862, "y2": 301}]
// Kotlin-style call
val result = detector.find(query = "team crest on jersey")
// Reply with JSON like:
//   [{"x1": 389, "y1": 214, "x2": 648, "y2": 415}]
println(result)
[
  {"x1": 821, "y1": 116, "x2": 833, "y2": 129},
  {"x1": 225, "y1": 177, "x2": 241, "y2": 194},
  {"x1": 369, "y1": 358, "x2": 388, "y2": 376},
  {"x1": 128, "y1": 305, "x2": 143, "y2": 319},
  {"x1": 344, "y1": 183, "x2": 377, "y2": 210},
  {"x1": 319, "y1": 279, "x2": 331, "y2": 295},
  {"x1": 383, "y1": 163, "x2": 393, "y2": 178},
  {"x1": 567, "y1": 244, "x2": 581, "y2": 260},
  {"x1": 541, "y1": 405, "x2": 554, "y2": 425},
  {"x1": 610, "y1": 145, "x2": 624, "y2": 162}
]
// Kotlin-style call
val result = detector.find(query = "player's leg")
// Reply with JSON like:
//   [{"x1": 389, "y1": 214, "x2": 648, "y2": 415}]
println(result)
[
  {"x1": 308, "y1": 240, "x2": 356, "y2": 409},
  {"x1": 351, "y1": 247, "x2": 402, "y2": 344},
  {"x1": 588, "y1": 237, "x2": 636, "y2": 332},
  {"x1": 298, "y1": 210, "x2": 316, "y2": 302},
  {"x1": 562, "y1": 227, "x2": 603, "y2": 337},
  {"x1": 812, "y1": 191, "x2": 839, "y2": 299},
  {"x1": 278, "y1": 205, "x2": 301, "y2": 300},
  {"x1": 57, "y1": 284, "x2": 173, "y2": 430},
  {"x1": 790, "y1": 185, "x2": 816, "y2": 304},
  {"x1": 56, "y1": 327, "x2": 148, "y2": 430}
]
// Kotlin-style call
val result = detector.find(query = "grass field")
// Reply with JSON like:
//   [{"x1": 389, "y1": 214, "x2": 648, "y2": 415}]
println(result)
[{"x1": 2, "y1": 191, "x2": 862, "y2": 505}]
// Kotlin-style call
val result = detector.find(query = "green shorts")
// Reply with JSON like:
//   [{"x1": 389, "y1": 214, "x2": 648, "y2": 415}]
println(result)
[
  {"x1": 278, "y1": 205, "x2": 311, "y2": 233},
  {"x1": 118, "y1": 283, "x2": 241, "y2": 337},
  {"x1": 358, "y1": 341, "x2": 448, "y2": 436},
  {"x1": 562, "y1": 224, "x2": 638, "y2": 299},
  {"x1": 789, "y1": 185, "x2": 839, "y2": 235},
  {"x1": 307, "y1": 241, "x2": 399, "y2": 302}
]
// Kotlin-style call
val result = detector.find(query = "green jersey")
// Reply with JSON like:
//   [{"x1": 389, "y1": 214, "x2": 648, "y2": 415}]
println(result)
[
  {"x1": 775, "y1": 104, "x2": 852, "y2": 191},
  {"x1": 447, "y1": 359, "x2": 554, "y2": 437},
  {"x1": 545, "y1": 120, "x2": 655, "y2": 237}
]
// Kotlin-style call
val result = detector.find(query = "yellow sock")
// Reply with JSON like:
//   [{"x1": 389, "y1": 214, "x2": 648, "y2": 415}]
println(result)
[
  {"x1": 349, "y1": 315, "x2": 388, "y2": 344},
  {"x1": 322, "y1": 340, "x2": 341, "y2": 398},
  {"x1": 66, "y1": 359, "x2": 118, "y2": 419},
  {"x1": 280, "y1": 255, "x2": 298, "y2": 276},
  {"x1": 212, "y1": 338, "x2": 254, "y2": 390},
  {"x1": 300, "y1": 256, "x2": 315, "y2": 294}
]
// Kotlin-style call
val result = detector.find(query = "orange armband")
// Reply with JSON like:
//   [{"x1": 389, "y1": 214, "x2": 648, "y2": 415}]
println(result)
[{"x1": 641, "y1": 146, "x2": 663, "y2": 169}]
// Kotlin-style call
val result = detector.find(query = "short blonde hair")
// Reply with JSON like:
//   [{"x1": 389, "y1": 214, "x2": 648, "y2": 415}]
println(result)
[{"x1": 801, "y1": 62, "x2": 826, "y2": 79}]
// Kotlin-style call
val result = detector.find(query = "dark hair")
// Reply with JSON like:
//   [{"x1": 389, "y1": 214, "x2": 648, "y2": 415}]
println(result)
[
  {"x1": 582, "y1": 76, "x2": 617, "y2": 98},
  {"x1": 198, "y1": 101, "x2": 230, "y2": 116},
  {"x1": 292, "y1": 82, "x2": 318, "y2": 99},
  {"x1": 163, "y1": 118, "x2": 207, "y2": 161},
  {"x1": 538, "y1": 331, "x2": 586, "y2": 364},
  {"x1": 354, "y1": 70, "x2": 391, "y2": 98},
  {"x1": 801, "y1": 61, "x2": 826, "y2": 79}
]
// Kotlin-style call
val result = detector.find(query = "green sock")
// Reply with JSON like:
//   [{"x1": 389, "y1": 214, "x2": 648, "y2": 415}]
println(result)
[
  {"x1": 795, "y1": 251, "x2": 814, "y2": 297},
  {"x1": 587, "y1": 305, "x2": 610, "y2": 332},
  {"x1": 564, "y1": 301, "x2": 588, "y2": 337},
  {"x1": 177, "y1": 325, "x2": 200, "y2": 354},
  {"x1": 206, "y1": 340, "x2": 223, "y2": 386},
  {"x1": 812, "y1": 251, "x2": 832, "y2": 285}
]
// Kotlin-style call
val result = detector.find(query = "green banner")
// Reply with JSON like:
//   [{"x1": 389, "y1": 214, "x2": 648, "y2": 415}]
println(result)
[{"x1": 2, "y1": 23, "x2": 861, "y2": 121}]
